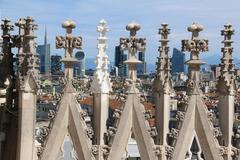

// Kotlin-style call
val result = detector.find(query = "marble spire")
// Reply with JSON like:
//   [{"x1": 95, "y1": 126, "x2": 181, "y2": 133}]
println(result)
[
  {"x1": 152, "y1": 23, "x2": 172, "y2": 160},
  {"x1": 56, "y1": 19, "x2": 82, "y2": 80},
  {"x1": 15, "y1": 17, "x2": 39, "y2": 160},
  {"x1": 119, "y1": 22, "x2": 146, "y2": 82},
  {"x1": 217, "y1": 24, "x2": 238, "y2": 160},
  {"x1": 154, "y1": 23, "x2": 171, "y2": 94},
  {"x1": 91, "y1": 20, "x2": 112, "y2": 154},
  {"x1": 217, "y1": 24, "x2": 235, "y2": 95},
  {"x1": 182, "y1": 23, "x2": 208, "y2": 94},
  {"x1": 91, "y1": 19, "x2": 112, "y2": 93},
  {"x1": 15, "y1": 17, "x2": 39, "y2": 79},
  {"x1": 172, "y1": 23, "x2": 223, "y2": 160}
]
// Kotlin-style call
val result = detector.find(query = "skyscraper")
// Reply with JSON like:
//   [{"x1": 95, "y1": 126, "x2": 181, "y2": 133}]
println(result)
[
  {"x1": 74, "y1": 51, "x2": 85, "y2": 77},
  {"x1": 51, "y1": 55, "x2": 62, "y2": 75},
  {"x1": 171, "y1": 48, "x2": 186, "y2": 74},
  {"x1": 137, "y1": 51, "x2": 146, "y2": 75},
  {"x1": 0, "y1": 36, "x2": 3, "y2": 59},
  {"x1": 37, "y1": 28, "x2": 51, "y2": 74},
  {"x1": 114, "y1": 46, "x2": 127, "y2": 77}
]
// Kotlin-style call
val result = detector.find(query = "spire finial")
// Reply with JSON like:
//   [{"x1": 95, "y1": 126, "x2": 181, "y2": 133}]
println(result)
[
  {"x1": 56, "y1": 19, "x2": 82, "y2": 80},
  {"x1": 126, "y1": 22, "x2": 140, "y2": 37},
  {"x1": 97, "y1": 19, "x2": 109, "y2": 38},
  {"x1": 91, "y1": 19, "x2": 111, "y2": 93},
  {"x1": 158, "y1": 23, "x2": 171, "y2": 72},
  {"x1": 182, "y1": 23, "x2": 208, "y2": 94},
  {"x1": 120, "y1": 22, "x2": 146, "y2": 82},
  {"x1": 217, "y1": 23, "x2": 235, "y2": 95},
  {"x1": 153, "y1": 23, "x2": 171, "y2": 94}
]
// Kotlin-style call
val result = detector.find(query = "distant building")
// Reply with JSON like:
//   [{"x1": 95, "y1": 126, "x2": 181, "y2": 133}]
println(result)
[
  {"x1": 172, "y1": 72, "x2": 188, "y2": 91},
  {"x1": 114, "y1": 46, "x2": 128, "y2": 77},
  {"x1": 51, "y1": 55, "x2": 62, "y2": 75},
  {"x1": 85, "y1": 69, "x2": 95, "y2": 76},
  {"x1": 210, "y1": 65, "x2": 221, "y2": 80},
  {"x1": 171, "y1": 48, "x2": 186, "y2": 74},
  {"x1": 137, "y1": 51, "x2": 146, "y2": 75},
  {"x1": 0, "y1": 36, "x2": 2, "y2": 47},
  {"x1": 0, "y1": 37, "x2": 2, "y2": 59},
  {"x1": 37, "y1": 28, "x2": 51, "y2": 74},
  {"x1": 114, "y1": 46, "x2": 123, "y2": 67},
  {"x1": 115, "y1": 47, "x2": 147, "y2": 78},
  {"x1": 200, "y1": 70, "x2": 214, "y2": 81},
  {"x1": 74, "y1": 51, "x2": 85, "y2": 77},
  {"x1": 110, "y1": 66, "x2": 118, "y2": 77}
]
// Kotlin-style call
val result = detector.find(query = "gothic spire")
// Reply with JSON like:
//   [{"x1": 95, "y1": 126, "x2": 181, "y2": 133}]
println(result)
[
  {"x1": 15, "y1": 17, "x2": 39, "y2": 79},
  {"x1": 152, "y1": 23, "x2": 172, "y2": 159},
  {"x1": 217, "y1": 24, "x2": 238, "y2": 160},
  {"x1": 154, "y1": 23, "x2": 171, "y2": 93},
  {"x1": 217, "y1": 23, "x2": 235, "y2": 95},
  {"x1": 91, "y1": 19, "x2": 112, "y2": 93},
  {"x1": 0, "y1": 18, "x2": 14, "y2": 85},
  {"x1": 119, "y1": 22, "x2": 146, "y2": 82},
  {"x1": 56, "y1": 19, "x2": 82, "y2": 80},
  {"x1": 182, "y1": 23, "x2": 208, "y2": 94}
]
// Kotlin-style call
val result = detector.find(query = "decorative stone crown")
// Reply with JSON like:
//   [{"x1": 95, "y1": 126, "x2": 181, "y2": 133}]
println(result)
[
  {"x1": 62, "y1": 19, "x2": 76, "y2": 29},
  {"x1": 126, "y1": 22, "x2": 140, "y2": 37}
]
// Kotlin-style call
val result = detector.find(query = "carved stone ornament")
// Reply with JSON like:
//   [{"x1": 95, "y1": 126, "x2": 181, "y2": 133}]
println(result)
[{"x1": 169, "y1": 128, "x2": 179, "y2": 139}]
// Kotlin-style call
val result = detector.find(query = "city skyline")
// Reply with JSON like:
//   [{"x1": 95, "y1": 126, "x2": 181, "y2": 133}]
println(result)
[
  {"x1": 0, "y1": 6, "x2": 239, "y2": 159},
  {"x1": 1, "y1": 0, "x2": 240, "y2": 66}
]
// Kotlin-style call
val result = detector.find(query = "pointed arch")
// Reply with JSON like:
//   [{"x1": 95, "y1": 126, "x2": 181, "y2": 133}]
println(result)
[
  {"x1": 172, "y1": 95, "x2": 223, "y2": 160},
  {"x1": 108, "y1": 88, "x2": 157, "y2": 160},
  {"x1": 40, "y1": 83, "x2": 93, "y2": 160}
]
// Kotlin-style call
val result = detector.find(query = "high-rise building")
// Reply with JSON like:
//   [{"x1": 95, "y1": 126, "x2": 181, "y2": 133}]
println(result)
[
  {"x1": 37, "y1": 28, "x2": 51, "y2": 74},
  {"x1": 0, "y1": 36, "x2": 2, "y2": 59},
  {"x1": 74, "y1": 51, "x2": 85, "y2": 77},
  {"x1": 122, "y1": 54, "x2": 128, "y2": 77},
  {"x1": 114, "y1": 46, "x2": 147, "y2": 77},
  {"x1": 0, "y1": 36, "x2": 2, "y2": 47},
  {"x1": 114, "y1": 46, "x2": 127, "y2": 77},
  {"x1": 114, "y1": 46, "x2": 123, "y2": 67},
  {"x1": 137, "y1": 51, "x2": 146, "y2": 75},
  {"x1": 171, "y1": 48, "x2": 186, "y2": 74},
  {"x1": 51, "y1": 55, "x2": 62, "y2": 75}
]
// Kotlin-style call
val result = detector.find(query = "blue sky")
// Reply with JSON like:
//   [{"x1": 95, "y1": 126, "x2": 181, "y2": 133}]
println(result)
[{"x1": 1, "y1": 0, "x2": 240, "y2": 65}]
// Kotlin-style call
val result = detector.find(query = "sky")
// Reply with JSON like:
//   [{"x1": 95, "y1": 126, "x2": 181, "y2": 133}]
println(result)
[{"x1": 1, "y1": 0, "x2": 240, "y2": 66}]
